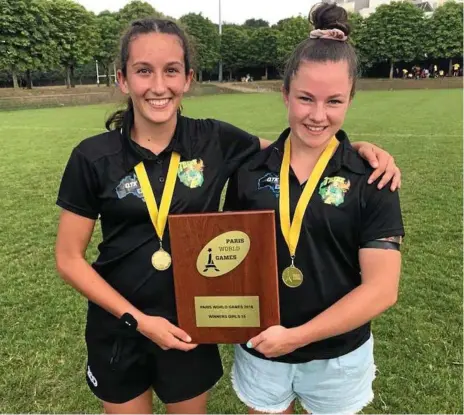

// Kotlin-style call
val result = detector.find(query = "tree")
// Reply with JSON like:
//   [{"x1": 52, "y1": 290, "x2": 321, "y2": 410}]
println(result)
[
  {"x1": 363, "y1": 2, "x2": 426, "y2": 79},
  {"x1": 118, "y1": 0, "x2": 163, "y2": 29},
  {"x1": 0, "y1": 0, "x2": 58, "y2": 88},
  {"x1": 249, "y1": 27, "x2": 279, "y2": 79},
  {"x1": 45, "y1": 0, "x2": 98, "y2": 88},
  {"x1": 274, "y1": 16, "x2": 310, "y2": 65},
  {"x1": 274, "y1": 18, "x2": 293, "y2": 30},
  {"x1": 220, "y1": 26, "x2": 250, "y2": 80},
  {"x1": 428, "y1": 2, "x2": 463, "y2": 75},
  {"x1": 348, "y1": 12, "x2": 369, "y2": 73},
  {"x1": 95, "y1": 11, "x2": 121, "y2": 86},
  {"x1": 179, "y1": 13, "x2": 220, "y2": 82},
  {"x1": 243, "y1": 19, "x2": 269, "y2": 29},
  {"x1": 348, "y1": 12, "x2": 364, "y2": 50}
]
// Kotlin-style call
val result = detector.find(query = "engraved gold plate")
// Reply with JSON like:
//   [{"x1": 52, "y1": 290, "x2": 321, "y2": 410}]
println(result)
[
  {"x1": 196, "y1": 231, "x2": 251, "y2": 277},
  {"x1": 282, "y1": 266, "x2": 303, "y2": 288},
  {"x1": 194, "y1": 296, "x2": 260, "y2": 327},
  {"x1": 152, "y1": 249, "x2": 172, "y2": 271}
]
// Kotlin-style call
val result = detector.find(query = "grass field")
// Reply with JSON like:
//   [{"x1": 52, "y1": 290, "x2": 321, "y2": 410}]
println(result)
[{"x1": 0, "y1": 89, "x2": 462, "y2": 414}]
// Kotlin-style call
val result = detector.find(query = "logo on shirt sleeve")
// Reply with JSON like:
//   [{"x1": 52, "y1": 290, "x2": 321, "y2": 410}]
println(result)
[
  {"x1": 178, "y1": 159, "x2": 205, "y2": 189},
  {"x1": 116, "y1": 173, "x2": 144, "y2": 200},
  {"x1": 258, "y1": 173, "x2": 280, "y2": 197},
  {"x1": 318, "y1": 176, "x2": 350, "y2": 206}
]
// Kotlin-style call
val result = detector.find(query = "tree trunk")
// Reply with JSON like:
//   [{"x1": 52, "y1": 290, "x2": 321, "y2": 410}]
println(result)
[
  {"x1": 449, "y1": 58, "x2": 453, "y2": 76},
  {"x1": 198, "y1": 70, "x2": 203, "y2": 82},
  {"x1": 264, "y1": 66, "x2": 268, "y2": 80},
  {"x1": 26, "y1": 69, "x2": 33, "y2": 89},
  {"x1": 66, "y1": 66, "x2": 71, "y2": 88},
  {"x1": 229, "y1": 70, "x2": 233, "y2": 81},
  {"x1": 70, "y1": 65, "x2": 76, "y2": 88},
  {"x1": 389, "y1": 61, "x2": 394, "y2": 79},
  {"x1": 106, "y1": 64, "x2": 111, "y2": 87},
  {"x1": 12, "y1": 69, "x2": 19, "y2": 89}
]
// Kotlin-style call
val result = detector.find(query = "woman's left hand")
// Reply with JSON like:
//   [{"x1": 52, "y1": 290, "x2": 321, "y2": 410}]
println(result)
[
  {"x1": 353, "y1": 141, "x2": 401, "y2": 191},
  {"x1": 247, "y1": 325, "x2": 300, "y2": 358}
]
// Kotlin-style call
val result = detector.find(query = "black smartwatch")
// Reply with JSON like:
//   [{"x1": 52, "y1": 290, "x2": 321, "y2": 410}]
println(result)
[{"x1": 120, "y1": 313, "x2": 138, "y2": 331}]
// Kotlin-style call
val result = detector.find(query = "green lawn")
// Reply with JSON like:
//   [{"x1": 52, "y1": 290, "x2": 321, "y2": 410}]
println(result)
[{"x1": 0, "y1": 89, "x2": 462, "y2": 414}]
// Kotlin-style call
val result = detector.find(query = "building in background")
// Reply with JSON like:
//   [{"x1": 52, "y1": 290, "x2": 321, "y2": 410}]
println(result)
[{"x1": 328, "y1": 0, "x2": 461, "y2": 17}]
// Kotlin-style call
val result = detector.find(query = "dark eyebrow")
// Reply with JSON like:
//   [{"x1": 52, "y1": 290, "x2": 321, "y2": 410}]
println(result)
[
  {"x1": 297, "y1": 90, "x2": 346, "y2": 99},
  {"x1": 132, "y1": 61, "x2": 153, "y2": 67},
  {"x1": 131, "y1": 61, "x2": 184, "y2": 67},
  {"x1": 327, "y1": 94, "x2": 345, "y2": 99},
  {"x1": 166, "y1": 61, "x2": 185, "y2": 67},
  {"x1": 297, "y1": 90, "x2": 314, "y2": 97}
]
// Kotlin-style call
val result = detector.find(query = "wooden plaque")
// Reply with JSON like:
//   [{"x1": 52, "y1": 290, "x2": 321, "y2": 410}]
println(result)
[{"x1": 168, "y1": 210, "x2": 280, "y2": 344}]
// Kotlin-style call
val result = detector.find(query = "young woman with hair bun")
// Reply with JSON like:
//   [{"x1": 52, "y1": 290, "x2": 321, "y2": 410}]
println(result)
[{"x1": 225, "y1": 4, "x2": 404, "y2": 413}]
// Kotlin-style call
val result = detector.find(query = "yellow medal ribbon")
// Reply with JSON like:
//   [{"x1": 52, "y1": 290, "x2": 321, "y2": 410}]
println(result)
[
  {"x1": 279, "y1": 136, "x2": 339, "y2": 262},
  {"x1": 134, "y1": 152, "x2": 180, "y2": 270}
]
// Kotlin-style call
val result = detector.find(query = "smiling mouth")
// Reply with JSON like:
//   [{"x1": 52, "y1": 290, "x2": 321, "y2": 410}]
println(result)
[
  {"x1": 304, "y1": 125, "x2": 328, "y2": 132},
  {"x1": 147, "y1": 98, "x2": 171, "y2": 109}
]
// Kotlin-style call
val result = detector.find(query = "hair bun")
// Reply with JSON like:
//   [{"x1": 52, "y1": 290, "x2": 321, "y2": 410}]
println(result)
[{"x1": 309, "y1": 2, "x2": 351, "y2": 37}]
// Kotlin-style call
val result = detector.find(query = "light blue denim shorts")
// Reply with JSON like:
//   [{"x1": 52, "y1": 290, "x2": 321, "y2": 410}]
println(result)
[{"x1": 232, "y1": 335, "x2": 376, "y2": 414}]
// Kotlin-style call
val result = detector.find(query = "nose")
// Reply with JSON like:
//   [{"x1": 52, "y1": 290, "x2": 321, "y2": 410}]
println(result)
[
  {"x1": 151, "y1": 71, "x2": 167, "y2": 95},
  {"x1": 309, "y1": 103, "x2": 327, "y2": 124}
]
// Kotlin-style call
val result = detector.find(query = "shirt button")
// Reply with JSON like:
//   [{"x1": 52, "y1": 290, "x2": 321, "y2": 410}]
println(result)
[
  {"x1": 156, "y1": 159, "x2": 162, "y2": 165},
  {"x1": 159, "y1": 177, "x2": 165, "y2": 183}
]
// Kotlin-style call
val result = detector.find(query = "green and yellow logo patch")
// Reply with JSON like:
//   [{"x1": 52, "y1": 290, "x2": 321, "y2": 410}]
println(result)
[
  {"x1": 318, "y1": 176, "x2": 350, "y2": 206},
  {"x1": 178, "y1": 159, "x2": 205, "y2": 189}
]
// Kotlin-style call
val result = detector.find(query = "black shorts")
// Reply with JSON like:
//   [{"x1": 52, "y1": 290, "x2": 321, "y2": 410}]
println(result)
[{"x1": 85, "y1": 330, "x2": 223, "y2": 404}]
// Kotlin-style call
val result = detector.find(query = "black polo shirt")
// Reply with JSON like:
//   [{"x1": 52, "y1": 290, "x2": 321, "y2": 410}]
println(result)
[
  {"x1": 56, "y1": 113, "x2": 260, "y2": 332},
  {"x1": 224, "y1": 128, "x2": 404, "y2": 363}
]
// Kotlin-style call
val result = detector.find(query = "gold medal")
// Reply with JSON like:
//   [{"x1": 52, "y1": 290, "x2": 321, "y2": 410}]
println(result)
[
  {"x1": 134, "y1": 153, "x2": 180, "y2": 272},
  {"x1": 282, "y1": 266, "x2": 303, "y2": 288},
  {"x1": 279, "y1": 136, "x2": 338, "y2": 289},
  {"x1": 151, "y1": 248, "x2": 172, "y2": 271}
]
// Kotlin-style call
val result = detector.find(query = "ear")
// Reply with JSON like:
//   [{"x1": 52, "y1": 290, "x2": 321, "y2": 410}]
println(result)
[
  {"x1": 281, "y1": 84, "x2": 289, "y2": 109},
  {"x1": 117, "y1": 69, "x2": 129, "y2": 95},
  {"x1": 348, "y1": 93, "x2": 354, "y2": 108},
  {"x1": 183, "y1": 69, "x2": 194, "y2": 93}
]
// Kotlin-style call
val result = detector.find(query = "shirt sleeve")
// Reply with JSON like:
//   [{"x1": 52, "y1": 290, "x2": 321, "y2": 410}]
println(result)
[
  {"x1": 223, "y1": 170, "x2": 245, "y2": 212},
  {"x1": 360, "y1": 179, "x2": 405, "y2": 244},
  {"x1": 56, "y1": 147, "x2": 100, "y2": 220},
  {"x1": 217, "y1": 121, "x2": 260, "y2": 172}
]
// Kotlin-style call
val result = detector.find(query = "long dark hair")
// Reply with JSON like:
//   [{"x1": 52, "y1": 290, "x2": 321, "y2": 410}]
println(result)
[
  {"x1": 106, "y1": 18, "x2": 193, "y2": 131},
  {"x1": 283, "y1": 3, "x2": 358, "y2": 98}
]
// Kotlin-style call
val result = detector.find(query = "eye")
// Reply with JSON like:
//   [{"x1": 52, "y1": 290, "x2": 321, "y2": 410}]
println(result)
[
  {"x1": 137, "y1": 68, "x2": 151, "y2": 75},
  {"x1": 328, "y1": 99, "x2": 343, "y2": 105},
  {"x1": 299, "y1": 96, "x2": 312, "y2": 102},
  {"x1": 166, "y1": 67, "x2": 180, "y2": 75}
]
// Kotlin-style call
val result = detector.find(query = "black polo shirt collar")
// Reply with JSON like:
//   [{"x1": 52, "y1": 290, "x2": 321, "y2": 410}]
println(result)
[
  {"x1": 249, "y1": 127, "x2": 366, "y2": 176},
  {"x1": 120, "y1": 110, "x2": 194, "y2": 173}
]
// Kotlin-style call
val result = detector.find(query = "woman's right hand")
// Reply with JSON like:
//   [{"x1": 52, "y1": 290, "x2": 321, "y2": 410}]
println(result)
[{"x1": 138, "y1": 315, "x2": 198, "y2": 351}]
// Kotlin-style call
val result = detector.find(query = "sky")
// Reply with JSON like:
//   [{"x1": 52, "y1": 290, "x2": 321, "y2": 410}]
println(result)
[{"x1": 75, "y1": 0, "x2": 319, "y2": 25}]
